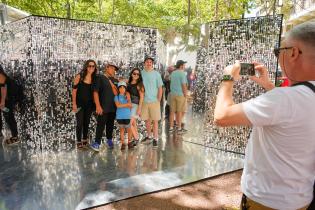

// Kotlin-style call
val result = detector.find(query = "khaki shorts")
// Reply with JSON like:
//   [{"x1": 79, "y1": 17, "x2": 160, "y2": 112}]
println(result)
[
  {"x1": 241, "y1": 194, "x2": 309, "y2": 210},
  {"x1": 170, "y1": 95, "x2": 186, "y2": 112},
  {"x1": 141, "y1": 101, "x2": 161, "y2": 121}
]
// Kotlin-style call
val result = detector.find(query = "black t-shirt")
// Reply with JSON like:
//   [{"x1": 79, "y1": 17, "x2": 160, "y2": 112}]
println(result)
[
  {"x1": 93, "y1": 74, "x2": 118, "y2": 113},
  {"x1": 76, "y1": 81, "x2": 94, "y2": 108},
  {"x1": 127, "y1": 83, "x2": 140, "y2": 104}
]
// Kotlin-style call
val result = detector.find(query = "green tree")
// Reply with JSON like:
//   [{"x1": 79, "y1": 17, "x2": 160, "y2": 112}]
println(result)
[{"x1": 4, "y1": 0, "x2": 254, "y2": 62}]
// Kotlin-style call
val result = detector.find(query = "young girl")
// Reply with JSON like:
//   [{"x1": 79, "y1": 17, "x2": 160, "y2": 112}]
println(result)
[
  {"x1": 114, "y1": 81, "x2": 134, "y2": 150},
  {"x1": 72, "y1": 59, "x2": 97, "y2": 149},
  {"x1": 127, "y1": 68, "x2": 144, "y2": 145}
]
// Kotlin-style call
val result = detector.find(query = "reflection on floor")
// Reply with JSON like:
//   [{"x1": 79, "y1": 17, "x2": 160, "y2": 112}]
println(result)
[{"x1": 0, "y1": 113, "x2": 244, "y2": 210}]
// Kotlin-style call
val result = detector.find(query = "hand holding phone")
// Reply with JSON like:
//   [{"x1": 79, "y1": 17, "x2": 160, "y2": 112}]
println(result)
[{"x1": 240, "y1": 63, "x2": 255, "y2": 76}]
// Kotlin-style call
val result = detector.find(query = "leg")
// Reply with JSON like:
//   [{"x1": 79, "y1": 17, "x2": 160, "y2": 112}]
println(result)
[
  {"x1": 153, "y1": 120, "x2": 159, "y2": 140},
  {"x1": 130, "y1": 118, "x2": 139, "y2": 140},
  {"x1": 120, "y1": 127, "x2": 126, "y2": 150},
  {"x1": 169, "y1": 94, "x2": 176, "y2": 129},
  {"x1": 3, "y1": 101, "x2": 18, "y2": 138},
  {"x1": 95, "y1": 114, "x2": 106, "y2": 144},
  {"x1": 105, "y1": 112, "x2": 115, "y2": 149},
  {"x1": 176, "y1": 111, "x2": 182, "y2": 129},
  {"x1": 119, "y1": 128, "x2": 125, "y2": 145},
  {"x1": 127, "y1": 127, "x2": 132, "y2": 144},
  {"x1": 145, "y1": 120, "x2": 152, "y2": 138},
  {"x1": 169, "y1": 111, "x2": 175, "y2": 128},
  {"x1": 150, "y1": 102, "x2": 161, "y2": 147},
  {"x1": 105, "y1": 112, "x2": 115, "y2": 140},
  {"x1": 82, "y1": 106, "x2": 92, "y2": 140},
  {"x1": 75, "y1": 108, "x2": 84, "y2": 142}
]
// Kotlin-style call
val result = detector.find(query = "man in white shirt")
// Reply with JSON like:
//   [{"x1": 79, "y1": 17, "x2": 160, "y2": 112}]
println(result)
[{"x1": 214, "y1": 21, "x2": 315, "y2": 209}]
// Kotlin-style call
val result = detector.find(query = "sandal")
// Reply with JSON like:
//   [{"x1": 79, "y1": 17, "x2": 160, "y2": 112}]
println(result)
[
  {"x1": 77, "y1": 142, "x2": 83, "y2": 149},
  {"x1": 5, "y1": 137, "x2": 20, "y2": 145},
  {"x1": 82, "y1": 139, "x2": 89, "y2": 147}
]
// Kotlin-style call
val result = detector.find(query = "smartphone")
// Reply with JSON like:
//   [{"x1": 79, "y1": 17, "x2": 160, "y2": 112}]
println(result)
[{"x1": 240, "y1": 63, "x2": 255, "y2": 76}]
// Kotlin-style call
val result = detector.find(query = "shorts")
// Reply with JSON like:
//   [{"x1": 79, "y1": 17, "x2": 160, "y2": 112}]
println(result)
[
  {"x1": 131, "y1": 103, "x2": 138, "y2": 118},
  {"x1": 170, "y1": 94, "x2": 187, "y2": 112},
  {"x1": 141, "y1": 101, "x2": 161, "y2": 121},
  {"x1": 117, "y1": 119, "x2": 131, "y2": 128}
]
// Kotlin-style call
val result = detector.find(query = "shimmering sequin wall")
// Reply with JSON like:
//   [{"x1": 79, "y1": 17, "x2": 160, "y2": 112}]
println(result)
[
  {"x1": 0, "y1": 15, "x2": 166, "y2": 151},
  {"x1": 194, "y1": 15, "x2": 283, "y2": 154}
]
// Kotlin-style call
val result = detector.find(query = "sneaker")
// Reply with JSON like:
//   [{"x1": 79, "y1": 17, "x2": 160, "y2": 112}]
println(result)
[
  {"x1": 128, "y1": 142, "x2": 134, "y2": 149},
  {"x1": 177, "y1": 128, "x2": 187, "y2": 134},
  {"x1": 169, "y1": 127, "x2": 174, "y2": 132},
  {"x1": 181, "y1": 127, "x2": 188, "y2": 132},
  {"x1": 152, "y1": 139, "x2": 158, "y2": 147},
  {"x1": 107, "y1": 139, "x2": 114, "y2": 149},
  {"x1": 132, "y1": 140, "x2": 138, "y2": 147},
  {"x1": 5, "y1": 137, "x2": 20, "y2": 145},
  {"x1": 121, "y1": 144, "x2": 126, "y2": 151},
  {"x1": 141, "y1": 136, "x2": 151, "y2": 143},
  {"x1": 90, "y1": 142, "x2": 100, "y2": 152}
]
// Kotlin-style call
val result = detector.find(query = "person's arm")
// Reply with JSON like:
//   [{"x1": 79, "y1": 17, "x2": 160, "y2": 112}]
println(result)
[
  {"x1": 108, "y1": 78, "x2": 118, "y2": 95},
  {"x1": 181, "y1": 74, "x2": 188, "y2": 97},
  {"x1": 157, "y1": 72, "x2": 163, "y2": 102},
  {"x1": 214, "y1": 62, "x2": 251, "y2": 127},
  {"x1": 137, "y1": 85, "x2": 144, "y2": 116},
  {"x1": 0, "y1": 74, "x2": 7, "y2": 109},
  {"x1": 115, "y1": 95, "x2": 132, "y2": 108},
  {"x1": 94, "y1": 92, "x2": 103, "y2": 115},
  {"x1": 249, "y1": 62, "x2": 275, "y2": 91},
  {"x1": 126, "y1": 92, "x2": 132, "y2": 108},
  {"x1": 93, "y1": 77, "x2": 103, "y2": 115},
  {"x1": 71, "y1": 74, "x2": 80, "y2": 112}
]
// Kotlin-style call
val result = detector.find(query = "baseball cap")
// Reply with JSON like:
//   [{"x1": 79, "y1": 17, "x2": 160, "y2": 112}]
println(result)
[
  {"x1": 118, "y1": 81, "x2": 127, "y2": 88},
  {"x1": 175, "y1": 60, "x2": 187, "y2": 68},
  {"x1": 106, "y1": 62, "x2": 119, "y2": 71},
  {"x1": 144, "y1": 56, "x2": 154, "y2": 63}
]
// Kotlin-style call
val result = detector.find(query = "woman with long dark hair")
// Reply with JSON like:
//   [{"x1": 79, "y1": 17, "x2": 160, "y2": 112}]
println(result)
[
  {"x1": 127, "y1": 67, "x2": 144, "y2": 145},
  {"x1": 72, "y1": 59, "x2": 97, "y2": 149},
  {"x1": 0, "y1": 64, "x2": 19, "y2": 144}
]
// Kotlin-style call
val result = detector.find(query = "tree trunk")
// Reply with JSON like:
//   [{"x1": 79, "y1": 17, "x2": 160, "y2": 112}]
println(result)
[
  {"x1": 110, "y1": 0, "x2": 115, "y2": 23},
  {"x1": 188, "y1": 0, "x2": 191, "y2": 25},
  {"x1": 214, "y1": 0, "x2": 219, "y2": 20}
]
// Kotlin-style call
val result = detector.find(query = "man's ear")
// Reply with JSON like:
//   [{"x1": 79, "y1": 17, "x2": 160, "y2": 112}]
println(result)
[{"x1": 291, "y1": 47, "x2": 300, "y2": 60}]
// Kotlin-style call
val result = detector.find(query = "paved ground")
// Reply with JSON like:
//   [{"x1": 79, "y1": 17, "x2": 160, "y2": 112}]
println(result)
[{"x1": 92, "y1": 169, "x2": 242, "y2": 210}]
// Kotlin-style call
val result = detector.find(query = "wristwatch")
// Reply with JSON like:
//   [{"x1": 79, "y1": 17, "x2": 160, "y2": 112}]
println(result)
[{"x1": 221, "y1": 75, "x2": 234, "y2": 81}]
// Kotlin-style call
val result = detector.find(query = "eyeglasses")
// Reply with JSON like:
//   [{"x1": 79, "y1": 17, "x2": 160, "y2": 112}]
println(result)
[
  {"x1": 88, "y1": 65, "x2": 95, "y2": 68},
  {"x1": 273, "y1": 47, "x2": 302, "y2": 58},
  {"x1": 132, "y1": 73, "x2": 140, "y2": 76}
]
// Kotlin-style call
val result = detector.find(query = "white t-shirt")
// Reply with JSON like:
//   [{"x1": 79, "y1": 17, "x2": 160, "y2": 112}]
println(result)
[{"x1": 242, "y1": 81, "x2": 315, "y2": 209}]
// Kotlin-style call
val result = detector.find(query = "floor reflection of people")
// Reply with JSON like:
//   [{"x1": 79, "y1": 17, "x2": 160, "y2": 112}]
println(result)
[
  {"x1": 142, "y1": 147, "x2": 158, "y2": 173},
  {"x1": 0, "y1": 144, "x2": 25, "y2": 210},
  {"x1": 162, "y1": 132, "x2": 185, "y2": 169}
]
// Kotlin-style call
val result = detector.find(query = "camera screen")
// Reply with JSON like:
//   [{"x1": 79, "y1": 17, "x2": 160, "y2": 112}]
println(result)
[{"x1": 240, "y1": 63, "x2": 255, "y2": 76}]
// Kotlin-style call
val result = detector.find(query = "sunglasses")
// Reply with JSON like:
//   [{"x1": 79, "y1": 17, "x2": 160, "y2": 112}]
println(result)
[
  {"x1": 132, "y1": 73, "x2": 140, "y2": 76},
  {"x1": 273, "y1": 47, "x2": 302, "y2": 58},
  {"x1": 88, "y1": 65, "x2": 95, "y2": 68}
]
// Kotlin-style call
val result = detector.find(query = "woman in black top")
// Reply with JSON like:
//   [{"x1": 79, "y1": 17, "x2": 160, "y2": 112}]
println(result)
[
  {"x1": 72, "y1": 60, "x2": 97, "y2": 149},
  {"x1": 127, "y1": 68, "x2": 144, "y2": 145},
  {"x1": 0, "y1": 65, "x2": 19, "y2": 144}
]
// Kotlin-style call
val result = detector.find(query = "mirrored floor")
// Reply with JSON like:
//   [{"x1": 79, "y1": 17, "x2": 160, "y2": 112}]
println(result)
[{"x1": 0, "y1": 114, "x2": 244, "y2": 210}]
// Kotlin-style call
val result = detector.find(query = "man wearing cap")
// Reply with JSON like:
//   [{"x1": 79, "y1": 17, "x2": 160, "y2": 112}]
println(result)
[
  {"x1": 90, "y1": 62, "x2": 119, "y2": 152},
  {"x1": 169, "y1": 60, "x2": 188, "y2": 133},
  {"x1": 141, "y1": 56, "x2": 163, "y2": 147}
]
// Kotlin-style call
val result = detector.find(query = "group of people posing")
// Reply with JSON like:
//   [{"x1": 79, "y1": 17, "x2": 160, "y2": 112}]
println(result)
[{"x1": 72, "y1": 57, "x2": 188, "y2": 152}]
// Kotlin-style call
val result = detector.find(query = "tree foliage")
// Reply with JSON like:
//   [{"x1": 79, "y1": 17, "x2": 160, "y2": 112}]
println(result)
[{"x1": 4, "y1": 0, "x2": 253, "y2": 50}]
